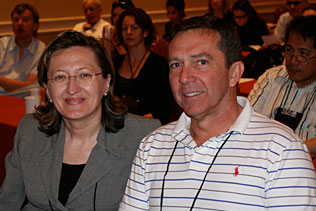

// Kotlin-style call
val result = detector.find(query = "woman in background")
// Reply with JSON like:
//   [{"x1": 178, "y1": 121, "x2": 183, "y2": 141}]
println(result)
[
  {"x1": 0, "y1": 31, "x2": 160, "y2": 210},
  {"x1": 208, "y1": 0, "x2": 232, "y2": 21},
  {"x1": 162, "y1": 0, "x2": 185, "y2": 40},
  {"x1": 114, "y1": 8, "x2": 173, "y2": 124},
  {"x1": 232, "y1": 0, "x2": 269, "y2": 48}
]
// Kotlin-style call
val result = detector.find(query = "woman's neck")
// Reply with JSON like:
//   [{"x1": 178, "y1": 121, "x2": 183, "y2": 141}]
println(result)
[{"x1": 127, "y1": 44, "x2": 147, "y2": 59}]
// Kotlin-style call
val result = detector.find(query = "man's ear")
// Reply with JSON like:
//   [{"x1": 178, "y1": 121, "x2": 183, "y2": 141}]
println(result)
[{"x1": 229, "y1": 61, "x2": 244, "y2": 87}]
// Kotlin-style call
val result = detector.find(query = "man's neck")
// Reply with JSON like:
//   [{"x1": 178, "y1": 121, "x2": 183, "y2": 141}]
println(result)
[
  {"x1": 15, "y1": 36, "x2": 33, "y2": 50},
  {"x1": 190, "y1": 96, "x2": 243, "y2": 147}
]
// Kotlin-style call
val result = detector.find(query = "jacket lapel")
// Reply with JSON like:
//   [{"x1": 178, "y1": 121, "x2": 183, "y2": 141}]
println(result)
[
  {"x1": 67, "y1": 127, "x2": 121, "y2": 203},
  {"x1": 39, "y1": 122, "x2": 67, "y2": 210}
]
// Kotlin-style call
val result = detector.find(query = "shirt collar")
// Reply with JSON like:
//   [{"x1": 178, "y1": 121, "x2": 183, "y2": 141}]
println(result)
[
  {"x1": 172, "y1": 96, "x2": 252, "y2": 142},
  {"x1": 10, "y1": 36, "x2": 37, "y2": 55}
]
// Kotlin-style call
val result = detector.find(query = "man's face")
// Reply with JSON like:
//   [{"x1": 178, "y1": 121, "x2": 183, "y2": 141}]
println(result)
[
  {"x1": 12, "y1": 9, "x2": 37, "y2": 40},
  {"x1": 287, "y1": 0, "x2": 306, "y2": 17},
  {"x1": 83, "y1": 0, "x2": 101, "y2": 26},
  {"x1": 168, "y1": 30, "x2": 239, "y2": 120},
  {"x1": 285, "y1": 32, "x2": 316, "y2": 88}
]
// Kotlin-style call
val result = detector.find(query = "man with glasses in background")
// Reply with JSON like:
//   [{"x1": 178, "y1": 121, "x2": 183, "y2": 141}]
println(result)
[
  {"x1": 0, "y1": 3, "x2": 45, "y2": 95},
  {"x1": 73, "y1": 0, "x2": 111, "y2": 39},
  {"x1": 274, "y1": 0, "x2": 308, "y2": 41},
  {"x1": 249, "y1": 16, "x2": 316, "y2": 154}
]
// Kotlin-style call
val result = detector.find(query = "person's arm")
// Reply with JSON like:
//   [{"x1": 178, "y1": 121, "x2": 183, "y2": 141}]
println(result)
[
  {"x1": 265, "y1": 138, "x2": 316, "y2": 209},
  {"x1": 119, "y1": 138, "x2": 150, "y2": 210},
  {"x1": 305, "y1": 137, "x2": 316, "y2": 155},
  {"x1": 0, "y1": 73, "x2": 37, "y2": 92},
  {"x1": 0, "y1": 118, "x2": 26, "y2": 209}
]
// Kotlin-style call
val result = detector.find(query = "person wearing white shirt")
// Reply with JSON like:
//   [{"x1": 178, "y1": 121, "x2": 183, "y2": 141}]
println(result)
[
  {"x1": 73, "y1": 0, "x2": 111, "y2": 39},
  {"x1": 119, "y1": 15, "x2": 316, "y2": 211},
  {"x1": 0, "y1": 3, "x2": 45, "y2": 95}
]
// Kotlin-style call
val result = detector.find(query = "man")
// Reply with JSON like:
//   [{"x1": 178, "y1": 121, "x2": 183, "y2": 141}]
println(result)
[
  {"x1": 73, "y1": 0, "x2": 111, "y2": 39},
  {"x1": 119, "y1": 15, "x2": 316, "y2": 210},
  {"x1": 249, "y1": 16, "x2": 316, "y2": 154},
  {"x1": 274, "y1": 0, "x2": 308, "y2": 41},
  {"x1": 0, "y1": 3, "x2": 45, "y2": 94}
]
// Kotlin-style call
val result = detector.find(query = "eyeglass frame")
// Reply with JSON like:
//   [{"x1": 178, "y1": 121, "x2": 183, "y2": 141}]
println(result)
[
  {"x1": 284, "y1": 46, "x2": 316, "y2": 63},
  {"x1": 286, "y1": 1, "x2": 302, "y2": 7},
  {"x1": 47, "y1": 72, "x2": 104, "y2": 85}
]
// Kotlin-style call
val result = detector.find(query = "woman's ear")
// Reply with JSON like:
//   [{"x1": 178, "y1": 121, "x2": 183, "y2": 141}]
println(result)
[{"x1": 229, "y1": 61, "x2": 244, "y2": 87}]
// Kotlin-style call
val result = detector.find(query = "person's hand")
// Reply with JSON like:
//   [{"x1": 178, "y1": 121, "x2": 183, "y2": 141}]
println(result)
[
  {"x1": 83, "y1": 23, "x2": 92, "y2": 31},
  {"x1": 143, "y1": 113, "x2": 153, "y2": 118}
]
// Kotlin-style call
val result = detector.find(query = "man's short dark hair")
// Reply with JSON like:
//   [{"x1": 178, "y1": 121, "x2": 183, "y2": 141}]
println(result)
[
  {"x1": 11, "y1": 3, "x2": 39, "y2": 35},
  {"x1": 170, "y1": 15, "x2": 241, "y2": 69},
  {"x1": 285, "y1": 15, "x2": 316, "y2": 49}
]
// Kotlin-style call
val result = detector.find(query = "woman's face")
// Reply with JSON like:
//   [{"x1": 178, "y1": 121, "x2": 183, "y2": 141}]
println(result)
[
  {"x1": 46, "y1": 46, "x2": 110, "y2": 123},
  {"x1": 166, "y1": 6, "x2": 182, "y2": 23},
  {"x1": 233, "y1": 9, "x2": 249, "y2": 27},
  {"x1": 112, "y1": 7, "x2": 125, "y2": 25},
  {"x1": 211, "y1": 0, "x2": 224, "y2": 10},
  {"x1": 121, "y1": 15, "x2": 146, "y2": 48}
]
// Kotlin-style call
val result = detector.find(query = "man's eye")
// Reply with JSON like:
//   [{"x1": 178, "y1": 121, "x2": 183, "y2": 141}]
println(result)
[
  {"x1": 170, "y1": 63, "x2": 180, "y2": 68},
  {"x1": 198, "y1": 60, "x2": 207, "y2": 65}
]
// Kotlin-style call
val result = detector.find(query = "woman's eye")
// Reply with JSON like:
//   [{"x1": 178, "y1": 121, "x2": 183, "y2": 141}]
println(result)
[
  {"x1": 79, "y1": 73, "x2": 92, "y2": 79},
  {"x1": 54, "y1": 75, "x2": 66, "y2": 81}
]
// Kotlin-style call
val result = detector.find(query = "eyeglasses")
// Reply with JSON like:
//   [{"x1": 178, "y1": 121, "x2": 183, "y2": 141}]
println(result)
[
  {"x1": 286, "y1": 1, "x2": 302, "y2": 6},
  {"x1": 48, "y1": 72, "x2": 103, "y2": 85},
  {"x1": 232, "y1": 14, "x2": 248, "y2": 19},
  {"x1": 284, "y1": 46, "x2": 316, "y2": 63},
  {"x1": 84, "y1": 6, "x2": 99, "y2": 13}
]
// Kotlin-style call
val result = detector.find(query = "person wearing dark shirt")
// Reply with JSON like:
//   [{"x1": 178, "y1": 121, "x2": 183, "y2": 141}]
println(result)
[
  {"x1": 114, "y1": 8, "x2": 174, "y2": 124},
  {"x1": 232, "y1": 0, "x2": 269, "y2": 48}
]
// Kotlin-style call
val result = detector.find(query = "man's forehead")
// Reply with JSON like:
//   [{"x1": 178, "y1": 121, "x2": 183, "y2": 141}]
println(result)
[
  {"x1": 287, "y1": 32, "x2": 315, "y2": 50},
  {"x1": 12, "y1": 9, "x2": 33, "y2": 18}
]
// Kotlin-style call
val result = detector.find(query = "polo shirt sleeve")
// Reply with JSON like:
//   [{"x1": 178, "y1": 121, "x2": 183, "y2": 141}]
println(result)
[
  {"x1": 119, "y1": 138, "x2": 150, "y2": 210},
  {"x1": 265, "y1": 138, "x2": 316, "y2": 209}
]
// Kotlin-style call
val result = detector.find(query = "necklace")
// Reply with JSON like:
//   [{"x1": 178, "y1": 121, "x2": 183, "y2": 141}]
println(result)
[{"x1": 127, "y1": 49, "x2": 148, "y2": 78}]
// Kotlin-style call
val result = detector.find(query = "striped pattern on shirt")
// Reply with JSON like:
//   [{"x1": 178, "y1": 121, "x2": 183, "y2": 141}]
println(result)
[
  {"x1": 119, "y1": 97, "x2": 316, "y2": 211},
  {"x1": 248, "y1": 65, "x2": 316, "y2": 140}
]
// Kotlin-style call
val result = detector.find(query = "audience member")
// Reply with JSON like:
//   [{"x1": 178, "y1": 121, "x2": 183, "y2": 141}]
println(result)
[
  {"x1": 232, "y1": 0, "x2": 269, "y2": 48},
  {"x1": 162, "y1": 0, "x2": 185, "y2": 40},
  {"x1": 106, "y1": 0, "x2": 135, "y2": 57},
  {"x1": 302, "y1": 5, "x2": 316, "y2": 16},
  {"x1": 274, "y1": 0, "x2": 308, "y2": 41},
  {"x1": 0, "y1": 3, "x2": 45, "y2": 94},
  {"x1": 0, "y1": 31, "x2": 160, "y2": 210},
  {"x1": 114, "y1": 8, "x2": 174, "y2": 124},
  {"x1": 119, "y1": 15, "x2": 316, "y2": 210},
  {"x1": 73, "y1": 0, "x2": 111, "y2": 39},
  {"x1": 249, "y1": 16, "x2": 316, "y2": 154},
  {"x1": 207, "y1": 0, "x2": 232, "y2": 21}
]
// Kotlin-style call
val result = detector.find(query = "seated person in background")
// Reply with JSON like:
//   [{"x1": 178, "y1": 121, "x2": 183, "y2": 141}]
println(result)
[
  {"x1": 106, "y1": 0, "x2": 135, "y2": 57},
  {"x1": 249, "y1": 16, "x2": 316, "y2": 154},
  {"x1": 113, "y1": 8, "x2": 174, "y2": 124},
  {"x1": 232, "y1": 0, "x2": 269, "y2": 49},
  {"x1": 0, "y1": 3, "x2": 45, "y2": 94},
  {"x1": 73, "y1": 0, "x2": 111, "y2": 39},
  {"x1": 302, "y1": 5, "x2": 316, "y2": 16},
  {"x1": 162, "y1": 0, "x2": 185, "y2": 41},
  {"x1": 119, "y1": 15, "x2": 316, "y2": 210},
  {"x1": 0, "y1": 31, "x2": 160, "y2": 210},
  {"x1": 207, "y1": 0, "x2": 232, "y2": 21},
  {"x1": 274, "y1": 0, "x2": 308, "y2": 41}
]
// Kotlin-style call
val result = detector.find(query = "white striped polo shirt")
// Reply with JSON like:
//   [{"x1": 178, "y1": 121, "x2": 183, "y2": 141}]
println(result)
[{"x1": 119, "y1": 97, "x2": 316, "y2": 211}]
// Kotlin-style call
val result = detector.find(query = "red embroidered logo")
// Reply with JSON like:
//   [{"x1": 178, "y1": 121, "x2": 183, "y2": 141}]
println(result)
[{"x1": 233, "y1": 166, "x2": 240, "y2": 177}]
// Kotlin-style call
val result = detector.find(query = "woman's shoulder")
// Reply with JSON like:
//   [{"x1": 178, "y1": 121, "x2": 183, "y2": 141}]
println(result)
[
  {"x1": 124, "y1": 113, "x2": 161, "y2": 134},
  {"x1": 17, "y1": 114, "x2": 41, "y2": 133}
]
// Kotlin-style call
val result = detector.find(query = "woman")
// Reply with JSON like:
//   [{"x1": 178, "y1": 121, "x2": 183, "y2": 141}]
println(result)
[
  {"x1": 0, "y1": 31, "x2": 160, "y2": 210},
  {"x1": 162, "y1": 0, "x2": 185, "y2": 40},
  {"x1": 208, "y1": 0, "x2": 232, "y2": 21},
  {"x1": 232, "y1": 0, "x2": 269, "y2": 48},
  {"x1": 103, "y1": 0, "x2": 135, "y2": 57},
  {"x1": 114, "y1": 8, "x2": 173, "y2": 124}
]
